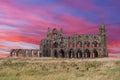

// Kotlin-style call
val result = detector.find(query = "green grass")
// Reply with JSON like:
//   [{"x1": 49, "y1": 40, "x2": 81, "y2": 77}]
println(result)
[{"x1": 0, "y1": 58, "x2": 120, "y2": 80}]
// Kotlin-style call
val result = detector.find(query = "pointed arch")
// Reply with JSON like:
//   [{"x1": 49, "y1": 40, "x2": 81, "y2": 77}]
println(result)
[
  {"x1": 69, "y1": 42, "x2": 73, "y2": 48},
  {"x1": 84, "y1": 41, "x2": 90, "y2": 48},
  {"x1": 92, "y1": 41, "x2": 98, "y2": 47},
  {"x1": 10, "y1": 49, "x2": 14, "y2": 56},
  {"x1": 16, "y1": 49, "x2": 22, "y2": 56},
  {"x1": 77, "y1": 41, "x2": 82, "y2": 48}
]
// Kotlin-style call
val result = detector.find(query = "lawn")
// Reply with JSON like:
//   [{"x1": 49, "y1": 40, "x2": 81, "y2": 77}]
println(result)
[{"x1": 0, "y1": 58, "x2": 120, "y2": 80}]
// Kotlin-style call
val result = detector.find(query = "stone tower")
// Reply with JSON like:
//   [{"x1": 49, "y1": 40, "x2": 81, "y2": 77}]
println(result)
[{"x1": 99, "y1": 23, "x2": 108, "y2": 57}]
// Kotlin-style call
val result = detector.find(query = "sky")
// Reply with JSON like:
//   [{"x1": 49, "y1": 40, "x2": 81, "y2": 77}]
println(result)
[{"x1": 0, "y1": 0, "x2": 120, "y2": 57}]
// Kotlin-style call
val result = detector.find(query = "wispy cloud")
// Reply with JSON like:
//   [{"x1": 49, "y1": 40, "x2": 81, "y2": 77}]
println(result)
[{"x1": 0, "y1": 0, "x2": 120, "y2": 56}]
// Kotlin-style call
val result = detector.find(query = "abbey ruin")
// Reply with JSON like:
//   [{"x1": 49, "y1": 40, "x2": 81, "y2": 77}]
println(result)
[{"x1": 10, "y1": 24, "x2": 108, "y2": 58}]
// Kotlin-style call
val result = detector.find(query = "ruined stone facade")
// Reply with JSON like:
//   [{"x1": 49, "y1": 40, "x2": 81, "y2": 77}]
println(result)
[{"x1": 10, "y1": 24, "x2": 108, "y2": 58}]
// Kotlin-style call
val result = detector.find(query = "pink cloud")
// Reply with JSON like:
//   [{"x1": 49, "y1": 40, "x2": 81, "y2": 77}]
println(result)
[
  {"x1": 0, "y1": 0, "x2": 119, "y2": 56},
  {"x1": 55, "y1": 14, "x2": 98, "y2": 34},
  {"x1": 0, "y1": 54, "x2": 9, "y2": 58},
  {"x1": 0, "y1": 45, "x2": 6, "y2": 48},
  {"x1": 108, "y1": 41, "x2": 120, "y2": 48},
  {"x1": 108, "y1": 48, "x2": 120, "y2": 54},
  {"x1": 0, "y1": 0, "x2": 100, "y2": 54},
  {"x1": 107, "y1": 40, "x2": 120, "y2": 55}
]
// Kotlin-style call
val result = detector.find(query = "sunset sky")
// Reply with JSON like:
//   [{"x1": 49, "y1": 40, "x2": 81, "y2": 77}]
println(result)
[{"x1": 0, "y1": 0, "x2": 120, "y2": 57}]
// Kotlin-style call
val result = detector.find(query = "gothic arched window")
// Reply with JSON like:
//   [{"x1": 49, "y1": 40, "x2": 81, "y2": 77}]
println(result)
[
  {"x1": 69, "y1": 42, "x2": 73, "y2": 48},
  {"x1": 77, "y1": 42, "x2": 82, "y2": 48},
  {"x1": 53, "y1": 42, "x2": 58, "y2": 48}
]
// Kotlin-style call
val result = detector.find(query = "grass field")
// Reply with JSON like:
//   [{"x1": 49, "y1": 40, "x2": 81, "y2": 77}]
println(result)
[{"x1": 0, "y1": 58, "x2": 120, "y2": 80}]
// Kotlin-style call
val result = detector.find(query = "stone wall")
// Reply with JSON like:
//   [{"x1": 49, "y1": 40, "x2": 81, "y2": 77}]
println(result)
[
  {"x1": 10, "y1": 49, "x2": 41, "y2": 57},
  {"x1": 40, "y1": 24, "x2": 108, "y2": 58}
]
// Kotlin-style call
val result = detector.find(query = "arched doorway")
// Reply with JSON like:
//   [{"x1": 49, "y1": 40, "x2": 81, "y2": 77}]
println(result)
[
  {"x1": 16, "y1": 49, "x2": 20, "y2": 56},
  {"x1": 93, "y1": 49, "x2": 98, "y2": 58},
  {"x1": 84, "y1": 49, "x2": 91, "y2": 58},
  {"x1": 16, "y1": 49, "x2": 22, "y2": 57},
  {"x1": 43, "y1": 49, "x2": 46, "y2": 56},
  {"x1": 53, "y1": 50, "x2": 58, "y2": 58},
  {"x1": 53, "y1": 42, "x2": 58, "y2": 48},
  {"x1": 59, "y1": 49, "x2": 65, "y2": 58},
  {"x1": 10, "y1": 49, "x2": 14, "y2": 56},
  {"x1": 69, "y1": 49, "x2": 74, "y2": 58},
  {"x1": 76, "y1": 49, "x2": 82, "y2": 58},
  {"x1": 45, "y1": 50, "x2": 49, "y2": 57},
  {"x1": 34, "y1": 51, "x2": 38, "y2": 57}
]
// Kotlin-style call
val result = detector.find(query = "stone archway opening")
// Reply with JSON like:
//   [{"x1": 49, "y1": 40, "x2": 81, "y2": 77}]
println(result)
[
  {"x1": 69, "y1": 49, "x2": 74, "y2": 58},
  {"x1": 17, "y1": 49, "x2": 22, "y2": 57},
  {"x1": 27, "y1": 50, "x2": 32, "y2": 57},
  {"x1": 54, "y1": 50, "x2": 58, "y2": 58},
  {"x1": 10, "y1": 49, "x2": 17, "y2": 57},
  {"x1": 84, "y1": 49, "x2": 91, "y2": 58},
  {"x1": 45, "y1": 50, "x2": 49, "y2": 57},
  {"x1": 69, "y1": 50, "x2": 72, "y2": 58},
  {"x1": 60, "y1": 49, "x2": 65, "y2": 58},
  {"x1": 34, "y1": 51, "x2": 38, "y2": 57},
  {"x1": 76, "y1": 49, "x2": 82, "y2": 58},
  {"x1": 53, "y1": 42, "x2": 58, "y2": 48},
  {"x1": 94, "y1": 49, "x2": 98, "y2": 58}
]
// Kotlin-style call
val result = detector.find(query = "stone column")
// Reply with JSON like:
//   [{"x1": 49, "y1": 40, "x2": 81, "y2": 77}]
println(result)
[
  {"x1": 38, "y1": 51, "x2": 40, "y2": 57},
  {"x1": 32, "y1": 50, "x2": 34, "y2": 57},
  {"x1": 51, "y1": 50, "x2": 53, "y2": 57},
  {"x1": 90, "y1": 52, "x2": 93, "y2": 58},
  {"x1": 71, "y1": 52, "x2": 73, "y2": 58},
  {"x1": 25, "y1": 50, "x2": 28, "y2": 57},
  {"x1": 58, "y1": 49, "x2": 60, "y2": 58},
  {"x1": 16, "y1": 50, "x2": 19, "y2": 57},
  {"x1": 66, "y1": 50, "x2": 68, "y2": 58},
  {"x1": 73, "y1": 50, "x2": 75, "y2": 58},
  {"x1": 65, "y1": 50, "x2": 67, "y2": 58},
  {"x1": 82, "y1": 51, "x2": 84, "y2": 59},
  {"x1": 90, "y1": 50, "x2": 92, "y2": 58}
]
